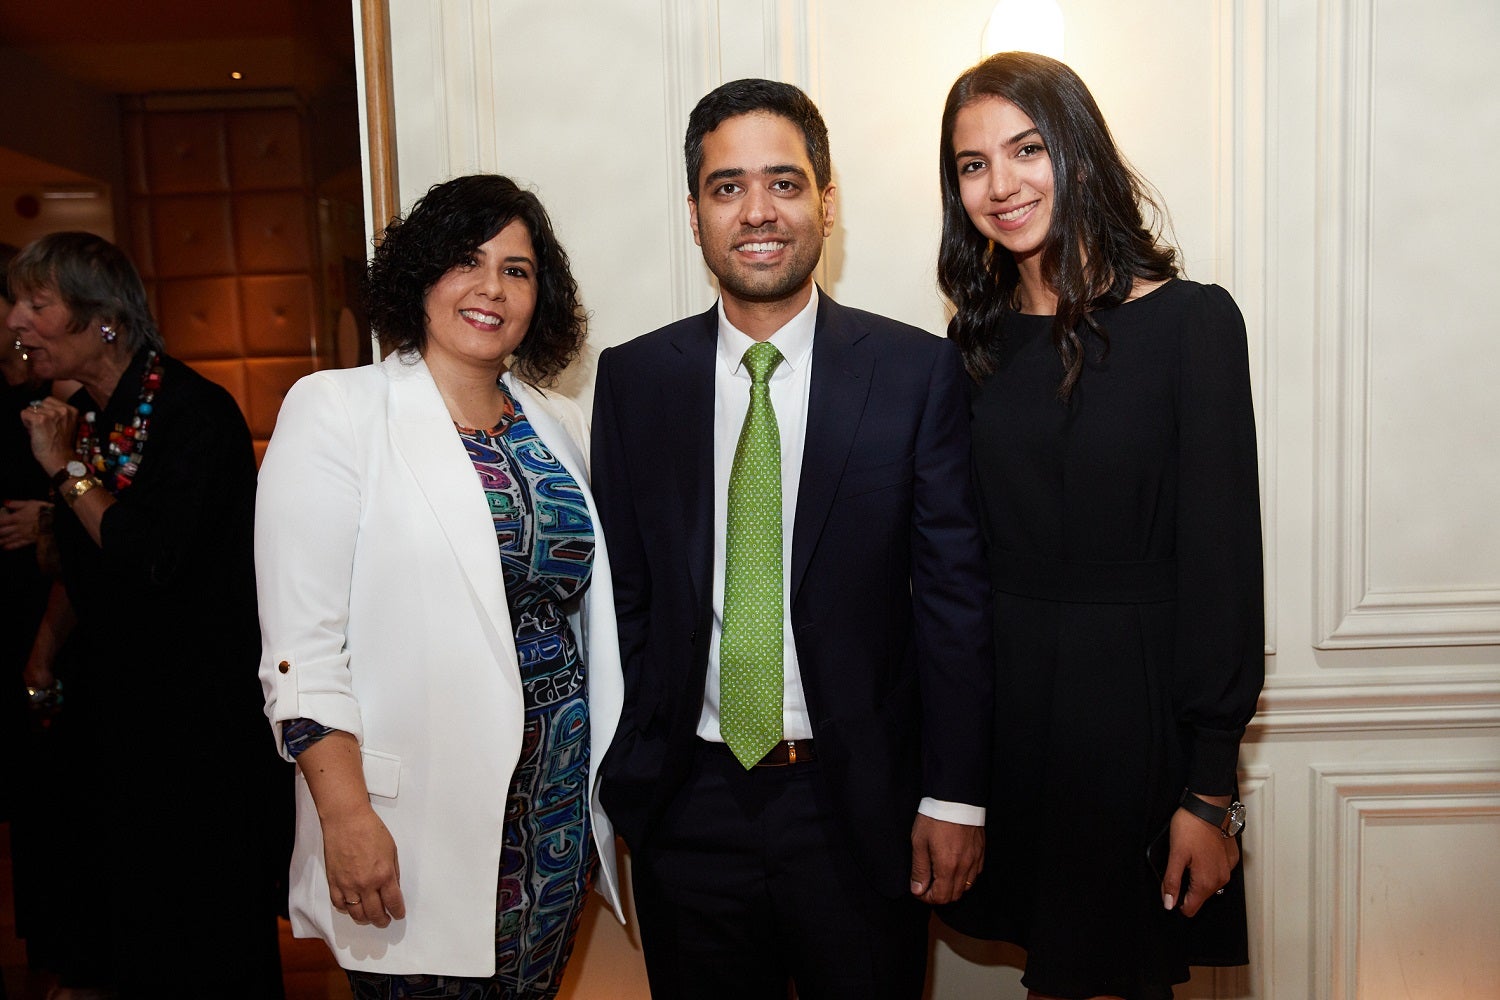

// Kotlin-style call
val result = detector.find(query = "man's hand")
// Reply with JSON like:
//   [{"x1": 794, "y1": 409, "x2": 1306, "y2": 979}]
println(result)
[{"x1": 910, "y1": 813, "x2": 983, "y2": 905}]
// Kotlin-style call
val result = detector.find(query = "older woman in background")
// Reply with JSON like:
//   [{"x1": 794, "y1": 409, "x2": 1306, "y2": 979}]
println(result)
[
  {"x1": 256, "y1": 173, "x2": 623, "y2": 998},
  {"x1": 11, "y1": 232, "x2": 287, "y2": 998}
]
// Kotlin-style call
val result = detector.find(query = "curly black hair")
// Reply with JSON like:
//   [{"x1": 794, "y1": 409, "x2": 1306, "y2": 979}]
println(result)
[{"x1": 365, "y1": 174, "x2": 586, "y2": 386}]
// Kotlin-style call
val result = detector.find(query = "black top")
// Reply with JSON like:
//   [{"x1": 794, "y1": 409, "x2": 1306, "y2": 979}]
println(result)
[
  {"x1": 971, "y1": 278, "x2": 1264, "y2": 792},
  {"x1": 55, "y1": 351, "x2": 264, "y2": 718}
]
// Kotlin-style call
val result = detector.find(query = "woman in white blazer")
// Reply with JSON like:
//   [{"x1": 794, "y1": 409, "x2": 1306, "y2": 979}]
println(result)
[{"x1": 256, "y1": 175, "x2": 623, "y2": 996}]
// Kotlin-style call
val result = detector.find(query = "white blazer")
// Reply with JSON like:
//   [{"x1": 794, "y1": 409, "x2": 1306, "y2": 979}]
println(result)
[{"x1": 256, "y1": 351, "x2": 624, "y2": 976}]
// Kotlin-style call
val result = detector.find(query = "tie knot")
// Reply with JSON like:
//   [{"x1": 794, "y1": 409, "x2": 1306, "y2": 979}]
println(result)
[{"x1": 742, "y1": 342, "x2": 783, "y2": 385}]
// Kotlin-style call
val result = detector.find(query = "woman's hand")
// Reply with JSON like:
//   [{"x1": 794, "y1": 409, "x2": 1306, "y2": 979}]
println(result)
[
  {"x1": 18, "y1": 396, "x2": 80, "y2": 474},
  {"x1": 321, "y1": 803, "x2": 406, "y2": 928},
  {"x1": 296, "y1": 730, "x2": 407, "y2": 928},
  {"x1": 23, "y1": 643, "x2": 55, "y2": 691},
  {"x1": 1162, "y1": 796, "x2": 1240, "y2": 918},
  {"x1": 0, "y1": 499, "x2": 50, "y2": 550}
]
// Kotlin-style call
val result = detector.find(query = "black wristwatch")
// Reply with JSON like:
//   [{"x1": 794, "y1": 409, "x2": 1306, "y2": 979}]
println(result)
[
  {"x1": 1179, "y1": 789, "x2": 1246, "y2": 838},
  {"x1": 50, "y1": 459, "x2": 89, "y2": 488}
]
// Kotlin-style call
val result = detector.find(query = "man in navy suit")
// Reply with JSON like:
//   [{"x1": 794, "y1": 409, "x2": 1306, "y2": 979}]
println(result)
[{"x1": 591, "y1": 79, "x2": 993, "y2": 999}]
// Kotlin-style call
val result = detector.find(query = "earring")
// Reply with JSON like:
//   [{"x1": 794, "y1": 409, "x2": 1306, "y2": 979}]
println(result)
[{"x1": 100, "y1": 324, "x2": 117, "y2": 344}]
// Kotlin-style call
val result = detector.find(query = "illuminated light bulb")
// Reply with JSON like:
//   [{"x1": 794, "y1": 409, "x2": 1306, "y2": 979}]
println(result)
[{"x1": 982, "y1": 0, "x2": 1065, "y2": 58}]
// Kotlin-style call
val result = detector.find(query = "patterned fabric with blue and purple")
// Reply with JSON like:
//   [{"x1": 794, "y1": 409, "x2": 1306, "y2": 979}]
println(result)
[{"x1": 347, "y1": 382, "x2": 597, "y2": 1000}]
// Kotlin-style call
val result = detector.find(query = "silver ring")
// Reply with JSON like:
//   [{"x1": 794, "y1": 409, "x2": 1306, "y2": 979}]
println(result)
[
  {"x1": 28, "y1": 400, "x2": 43, "y2": 410},
  {"x1": 1215, "y1": 888, "x2": 1226, "y2": 895}
]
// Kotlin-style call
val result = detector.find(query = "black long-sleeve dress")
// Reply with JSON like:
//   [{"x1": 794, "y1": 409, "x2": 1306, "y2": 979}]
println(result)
[
  {"x1": 48, "y1": 349, "x2": 291, "y2": 996},
  {"x1": 939, "y1": 279, "x2": 1264, "y2": 1000}
]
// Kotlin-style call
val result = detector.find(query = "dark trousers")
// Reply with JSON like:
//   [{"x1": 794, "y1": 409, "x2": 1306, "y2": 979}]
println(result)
[{"x1": 630, "y1": 741, "x2": 928, "y2": 1000}]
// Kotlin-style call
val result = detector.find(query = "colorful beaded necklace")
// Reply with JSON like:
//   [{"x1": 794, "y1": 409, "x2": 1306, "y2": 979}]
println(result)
[{"x1": 75, "y1": 350, "x2": 164, "y2": 493}]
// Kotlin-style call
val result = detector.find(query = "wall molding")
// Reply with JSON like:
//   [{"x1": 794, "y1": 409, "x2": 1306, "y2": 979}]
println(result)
[
  {"x1": 1239, "y1": 767, "x2": 1274, "y2": 1000},
  {"x1": 658, "y1": 0, "x2": 821, "y2": 319},
  {"x1": 1310, "y1": 761, "x2": 1500, "y2": 998},
  {"x1": 1313, "y1": 0, "x2": 1500, "y2": 647},
  {"x1": 1215, "y1": 0, "x2": 1277, "y2": 655},
  {"x1": 1249, "y1": 674, "x2": 1500, "y2": 735},
  {"x1": 659, "y1": 0, "x2": 717, "y2": 319}
]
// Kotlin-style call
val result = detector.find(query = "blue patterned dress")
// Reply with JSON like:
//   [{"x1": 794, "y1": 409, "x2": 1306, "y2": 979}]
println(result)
[{"x1": 334, "y1": 383, "x2": 598, "y2": 1000}]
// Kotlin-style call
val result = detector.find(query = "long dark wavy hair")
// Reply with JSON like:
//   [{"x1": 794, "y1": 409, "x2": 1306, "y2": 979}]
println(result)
[
  {"x1": 365, "y1": 174, "x2": 586, "y2": 386},
  {"x1": 938, "y1": 52, "x2": 1177, "y2": 399}
]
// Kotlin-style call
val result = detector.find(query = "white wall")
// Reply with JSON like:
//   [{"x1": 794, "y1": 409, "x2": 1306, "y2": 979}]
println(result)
[{"x1": 372, "y1": 2, "x2": 1500, "y2": 996}]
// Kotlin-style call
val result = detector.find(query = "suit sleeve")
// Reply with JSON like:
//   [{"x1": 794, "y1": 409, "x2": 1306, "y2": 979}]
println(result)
[
  {"x1": 589, "y1": 348, "x2": 651, "y2": 726},
  {"x1": 1173, "y1": 285, "x2": 1265, "y2": 795},
  {"x1": 255, "y1": 373, "x2": 366, "y2": 758},
  {"x1": 909, "y1": 339, "x2": 995, "y2": 806}
]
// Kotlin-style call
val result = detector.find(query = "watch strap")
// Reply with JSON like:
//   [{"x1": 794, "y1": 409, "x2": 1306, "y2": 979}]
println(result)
[
  {"x1": 1179, "y1": 788, "x2": 1230, "y2": 831},
  {"x1": 50, "y1": 460, "x2": 88, "y2": 489},
  {"x1": 61, "y1": 476, "x2": 100, "y2": 505}
]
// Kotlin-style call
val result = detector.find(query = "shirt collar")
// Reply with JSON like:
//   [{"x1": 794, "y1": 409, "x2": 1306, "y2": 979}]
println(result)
[{"x1": 715, "y1": 285, "x2": 819, "y2": 376}]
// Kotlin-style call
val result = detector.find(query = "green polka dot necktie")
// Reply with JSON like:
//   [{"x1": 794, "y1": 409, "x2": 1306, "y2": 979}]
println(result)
[{"x1": 721, "y1": 341, "x2": 785, "y2": 769}]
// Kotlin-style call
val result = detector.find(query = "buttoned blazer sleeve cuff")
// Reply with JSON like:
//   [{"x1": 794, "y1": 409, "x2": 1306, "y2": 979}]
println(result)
[{"x1": 918, "y1": 797, "x2": 986, "y2": 827}]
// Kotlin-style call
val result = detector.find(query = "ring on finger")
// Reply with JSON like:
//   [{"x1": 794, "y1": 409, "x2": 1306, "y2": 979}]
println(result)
[
  {"x1": 346, "y1": 896, "x2": 361, "y2": 905},
  {"x1": 1215, "y1": 888, "x2": 1225, "y2": 895}
]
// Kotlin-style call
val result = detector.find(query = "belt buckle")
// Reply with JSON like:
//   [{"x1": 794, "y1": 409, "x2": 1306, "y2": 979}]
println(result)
[{"x1": 758, "y1": 739, "x2": 807, "y2": 767}]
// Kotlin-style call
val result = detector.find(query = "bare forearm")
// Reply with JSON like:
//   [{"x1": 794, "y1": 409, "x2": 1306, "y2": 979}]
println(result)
[
  {"x1": 24, "y1": 581, "x2": 76, "y2": 687},
  {"x1": 296, "y1": 729, "x2": 406, "y2": 926},
  {"x1": 295, "y1": 729, "x2": 374, "y2": 822}
]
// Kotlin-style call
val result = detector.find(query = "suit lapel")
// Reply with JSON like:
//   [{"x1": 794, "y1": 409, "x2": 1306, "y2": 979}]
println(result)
[
  {"x1": 792, "y1": 294, "x2": 873, "y2": 602},
  {"x1": 668, "y1": 308, "x2": 719, "y2": 610},
  {"x1": 385, "y1": 352, "x2": 511, "y2": 645}
]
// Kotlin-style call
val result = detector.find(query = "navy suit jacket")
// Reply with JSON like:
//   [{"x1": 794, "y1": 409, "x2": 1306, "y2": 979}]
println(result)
[{"x1": 590, "y1": 291, "x2": 993, "y2": 898}]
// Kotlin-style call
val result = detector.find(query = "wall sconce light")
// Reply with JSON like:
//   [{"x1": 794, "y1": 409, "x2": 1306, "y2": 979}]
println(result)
[
  {"x1": 41, "y1": 185, "x2": 104, "y2": 201},
  {"x1": 982, "y1": 0, "x2": 1065, "y2": 59}
]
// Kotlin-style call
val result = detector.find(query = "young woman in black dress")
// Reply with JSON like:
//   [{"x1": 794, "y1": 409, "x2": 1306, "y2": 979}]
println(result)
[{"x1": 934, "y1": 52, "x2": 1264, "y2": 1000}]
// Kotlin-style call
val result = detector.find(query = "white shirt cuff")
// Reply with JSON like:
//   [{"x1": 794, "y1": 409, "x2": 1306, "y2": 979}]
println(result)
[{"x1": 917, "y1": 796, "x2": 986, "y2": 827}]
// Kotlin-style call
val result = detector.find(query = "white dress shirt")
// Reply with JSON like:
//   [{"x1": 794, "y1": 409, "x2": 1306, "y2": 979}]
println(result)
[
  {"x1": 695, "y1": 288, "x2": 983, "y2": 826},
  {"x1": 698, "y1": 288, "x2": 818, "y2": 743}
]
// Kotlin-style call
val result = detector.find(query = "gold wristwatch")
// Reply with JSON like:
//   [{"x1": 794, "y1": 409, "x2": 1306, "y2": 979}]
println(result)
[{"x1": 60, "y1": 475, "x2": 100, "y2": 506}]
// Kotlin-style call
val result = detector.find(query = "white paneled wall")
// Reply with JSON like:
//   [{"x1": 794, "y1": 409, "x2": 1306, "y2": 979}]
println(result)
[{"x1": 367, "y1": 1, "x2": 1500, "y2": 996}]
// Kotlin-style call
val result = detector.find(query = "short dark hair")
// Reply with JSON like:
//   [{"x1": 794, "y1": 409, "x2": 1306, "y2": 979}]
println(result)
[
  {"x1": 684, "y1": 79, "x2": 831, "y2": 197},
  {"x1": 8, "y1": 232, "x2": 162, "y2": 353},
  {"x1": 365, "y1": 174, "x2": 586, "y2": 386},
  {"x1": 937, "y1": 52, "x2": 1177, "y2": 398}
]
